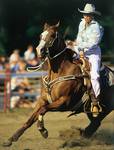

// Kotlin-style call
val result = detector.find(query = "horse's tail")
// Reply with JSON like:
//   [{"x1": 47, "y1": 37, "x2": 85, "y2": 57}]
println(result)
[{"x1": 105, "y1": 65, "x2": 114, "y2": 74}]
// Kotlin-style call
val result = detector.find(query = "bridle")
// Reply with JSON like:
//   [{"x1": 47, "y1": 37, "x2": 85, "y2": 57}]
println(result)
[
  {"x1": 27, "y1": 31, "x2": 67, "y2": 71},
  {"x1": 27, "y1": 29, "x2": 89, "y2": 112},
  {"x1": 42, "y1": 32, "x2": 67, "y2": 60},
  {"x1": 45, "y1": 32, "x2": 58, "y2": 48}
]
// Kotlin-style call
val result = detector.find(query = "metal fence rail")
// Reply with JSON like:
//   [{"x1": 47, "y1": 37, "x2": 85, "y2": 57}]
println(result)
[
  {"x1": 0, "y1": 66, "x2": 114, "y2": 112},
  {"x1": 0, "y1": 71, "x2": 47, "y2": 112},
  {"x1": 0, "y1": 71, "x2": 47, "y2": 78}
]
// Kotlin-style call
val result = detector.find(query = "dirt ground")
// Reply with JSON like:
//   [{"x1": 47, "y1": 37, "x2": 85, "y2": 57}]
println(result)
[{"x1": 0, "y1": 108, "x2": 114, "y2": 150}]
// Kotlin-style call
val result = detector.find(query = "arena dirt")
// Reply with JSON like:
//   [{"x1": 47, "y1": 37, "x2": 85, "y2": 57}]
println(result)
[{"x1": 0, "y1": 108, "x2": 114, "y2": 150}]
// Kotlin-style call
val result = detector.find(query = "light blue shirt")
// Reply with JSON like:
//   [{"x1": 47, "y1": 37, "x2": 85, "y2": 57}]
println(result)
[{"x1": 74, "y1": 19, "x2": 103, "y2": 56}]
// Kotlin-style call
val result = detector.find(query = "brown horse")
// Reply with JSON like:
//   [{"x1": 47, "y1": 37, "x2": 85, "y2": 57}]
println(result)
[{"x1": 3, "y1": 22, "x2": 114, "y2": 147}]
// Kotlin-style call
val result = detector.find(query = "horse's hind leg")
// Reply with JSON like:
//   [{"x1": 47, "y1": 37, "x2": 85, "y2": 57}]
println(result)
[
  {"x1": 80, "y1": 110, "x2": 110, "y2": 138},
  {"x1": 83, "y1": 85, "x2": 114, "y2": 138}
]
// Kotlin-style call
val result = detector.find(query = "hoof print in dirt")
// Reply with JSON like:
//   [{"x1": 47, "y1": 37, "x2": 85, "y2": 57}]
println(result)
[{"x1": 60, "y1": 139, "x2": 89, "y2": 148}]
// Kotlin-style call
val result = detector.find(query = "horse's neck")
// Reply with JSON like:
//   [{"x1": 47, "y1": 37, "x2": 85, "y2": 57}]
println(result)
[
  {"x1": 47, "y1": 53, "x2": 73, "y2": 80},
  {"x1": 47, "y1": 55, "x2": 64, "y2": 74},
  {"x1": 47, "y1": 33, "x2": 74, "y2": 79}
]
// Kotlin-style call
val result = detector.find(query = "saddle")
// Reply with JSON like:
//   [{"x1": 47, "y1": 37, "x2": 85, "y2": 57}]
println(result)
[
  {"x1": 73, "y1": 55, "x2": 114, "y2": 113},
  {"x1": 73, "y1": 55, "x2": 113, "y2": 90},
  {"x1": 79, "y1": 54, "x2": 91, "y2": 88},
  {"x1": 73, "y1": 55, "x2": 91, "y2": 89},
  {"x1": 100, "y1": 65, "x2": 114, "y2": 88}
]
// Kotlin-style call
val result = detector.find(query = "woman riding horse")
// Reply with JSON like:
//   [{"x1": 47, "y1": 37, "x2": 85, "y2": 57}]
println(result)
[
  {"x1": 3, "y1": 20, "x2": 114, "y2": 147},
  {"x1": 67, "y1": 3, "x2": 104, "y2": 116}
]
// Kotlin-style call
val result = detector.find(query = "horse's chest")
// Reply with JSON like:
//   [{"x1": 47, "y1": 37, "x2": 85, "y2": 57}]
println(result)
[
  {"x1": 42, "y1": 73, "x2": 78, "y2": 102},
  {"x1": 50, "y1": 80, "x2": 74, "y2": 100}
]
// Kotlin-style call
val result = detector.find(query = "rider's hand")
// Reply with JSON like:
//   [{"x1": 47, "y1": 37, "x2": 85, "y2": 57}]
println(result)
[
  {"x1": 79, "y1": 50, "x2": 84, "y2": 58},
  {"x1": 66, "y1": 40, "x2": 76, "y2": 49}
]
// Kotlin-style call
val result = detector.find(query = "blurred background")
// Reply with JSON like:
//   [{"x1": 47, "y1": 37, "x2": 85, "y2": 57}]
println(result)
[
  {"x1": 0, "y1": 2, "x2": 114, "y2": 149},
  {"x1": 0, "y1": 0, "x2": 114, "y2": 110},
  {"x1": 0, "y1": 0, "x2": 113, "y2": 56}
]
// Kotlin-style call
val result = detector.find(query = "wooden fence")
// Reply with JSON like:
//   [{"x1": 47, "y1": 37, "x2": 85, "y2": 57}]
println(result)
[{"x1": 0, "y1": 71, "x2": 47, "y2": 112}]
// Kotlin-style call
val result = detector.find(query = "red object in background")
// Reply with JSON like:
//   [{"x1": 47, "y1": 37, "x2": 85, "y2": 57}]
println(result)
[{"x1": 3, "y1": 68, "x2": 11, "y2": 112}]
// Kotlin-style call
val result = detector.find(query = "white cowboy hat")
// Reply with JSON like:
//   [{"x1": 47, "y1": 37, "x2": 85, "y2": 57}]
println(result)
[{"x1": 78, "y1": 3, "x2": 101, "y2": 15}]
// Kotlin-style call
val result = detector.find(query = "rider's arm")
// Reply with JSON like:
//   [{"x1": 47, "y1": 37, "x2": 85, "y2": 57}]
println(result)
[
  {"x1": 75, "y1": 22, "x2": 103, "y2": 52},
  {"x1": 74, "y1": 20, "x2": 85, "y2": 53}
]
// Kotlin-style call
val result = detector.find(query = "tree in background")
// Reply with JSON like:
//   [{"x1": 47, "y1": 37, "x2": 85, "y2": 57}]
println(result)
[{"x1": 0, "y1": 0, "x2": 113, "y2": 56}]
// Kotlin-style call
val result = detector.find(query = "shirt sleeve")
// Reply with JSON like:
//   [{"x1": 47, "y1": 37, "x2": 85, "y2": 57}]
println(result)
[
  {"x1": 76, "y1": 21, "x2": 84, "y2": 46},
  {"x1": 73, "y1": 21, "x2": 83, "y2": 53},
  {"x1": 76, "y1": 23, "x2": 102, "y2": 52}
]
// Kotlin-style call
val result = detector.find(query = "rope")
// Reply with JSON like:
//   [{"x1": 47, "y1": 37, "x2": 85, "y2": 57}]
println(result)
[
  {"x1": 26, "y1": 57, "x2": 48, "y2": 72},
  {"x1": 42, "y1": 74, "x2": 85, "y2": 104}
]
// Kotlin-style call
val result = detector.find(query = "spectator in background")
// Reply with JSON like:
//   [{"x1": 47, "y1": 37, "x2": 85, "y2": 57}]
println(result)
[
  {"x1": 0, "y1": 56, "x2": 8, "y2": 72},
  {"x1": 9, "y1": 49, "x2": 20, "y2": 72},
  {"x1": 24, "y1": 45, "x2": 35, "y2": 62},
  {"x1": 10, "y1": 59, "x2": 32, "y2": 108},
  {"x1": 0, "y1": 56, "x2": 7, "y2": 66},
  {"x1": 0, "y1": 62, "x2": 3, "y2": 72},
  {"x1": 17, "y1": 59, "x2": 26, "y2": 73},
  {"x1": 11, "y1": 59, "x2": 30, "y2": 91},
  {"x1": 26, "y1": 57, "x2": 38, "y2": 68},
  {"x1": 0, "y1": 57, "x2": 3, "y2": 72}
]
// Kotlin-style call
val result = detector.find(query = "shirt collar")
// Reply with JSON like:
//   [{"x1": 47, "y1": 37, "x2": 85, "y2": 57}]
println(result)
[{"x1": 81, "y1": 18, "x2": 96, "y2": 25}]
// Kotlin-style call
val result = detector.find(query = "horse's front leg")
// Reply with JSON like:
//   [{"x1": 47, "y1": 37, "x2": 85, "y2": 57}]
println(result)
[
  {"x1": 3, "y1": 98, "x2": 46, "y2": 147},
  {"x1": 3, "y1": 110, "x2": 39, "y2": 147},
  {"x1": 37, "y1": 106, "x2": 48, "y2": 138},
  {"x1": 37, "y1": 96, "x2": 70, "y2": 138}
]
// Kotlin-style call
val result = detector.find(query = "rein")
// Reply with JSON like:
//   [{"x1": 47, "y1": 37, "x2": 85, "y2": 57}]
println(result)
[
  {"x1": 46, "y1": 47, "x2": 67, "y2": 60},
  {"x1": 27, "y1": 33, "x2": 67, "y2": 72},
  {"x1": 42, "y1": 74, "x2": 88, "y2": 104},
  {"x1": 46, "y1": 32, "x2": 67, "y2": 60},
  {"x1": 27, "y1": 31, "x2": 90, "y2": 111},
  {"x1": 26, "y1": 46, "x2": 67, "y2": 72},
  {"x1": 27, "y1": 57, "x2": 48, "y2": 72}
]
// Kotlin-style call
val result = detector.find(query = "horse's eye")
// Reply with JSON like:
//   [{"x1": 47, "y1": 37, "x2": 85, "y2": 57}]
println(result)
[
  {"x1": 52, "y1": 34, "x2": 55, "y2": 38},
  {"x1": 40, "y1": 35, "x2": 42, "y2": 40}
]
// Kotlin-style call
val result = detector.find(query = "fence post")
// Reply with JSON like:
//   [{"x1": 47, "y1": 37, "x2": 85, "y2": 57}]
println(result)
[
  {"x1": 3, "y1": 68, "x2": 11, "y2": 112},
  {"x1": 7, "y1": 69, "x2": 11, "y2": 110},
  {"x1": 4, "y1": 78, "x2": 7, "y2": 112}
]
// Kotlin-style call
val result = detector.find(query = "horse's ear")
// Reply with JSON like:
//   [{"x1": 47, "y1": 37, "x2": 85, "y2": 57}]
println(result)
[
  {"x1": 44, "y1": 23, "x2": 50, "y2": 31},
  {"x1": 55, "y1": 21, "x2": 60, "y2": 28}
]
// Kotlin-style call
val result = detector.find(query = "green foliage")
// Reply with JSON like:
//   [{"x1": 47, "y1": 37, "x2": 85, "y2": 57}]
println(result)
[
  {"x1": 26, "y1": 26, "x2": 40, "y2": 38},
  {"x1": 100, "y1": 16, "x2": 114, "y2": 27},
  {"x1": 0, "y1": 27, "x2": 8, "y2": 55},
  {"x1": 0, "y1": 43, "x2": 5, "y2": 55},
  {"x1": 0, "y1": 0, "x2": 114, "y2": 55}
]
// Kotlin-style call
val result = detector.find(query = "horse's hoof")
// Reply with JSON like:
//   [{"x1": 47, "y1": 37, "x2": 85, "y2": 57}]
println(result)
[
  {"x1": 92, "y1": 113, "x2": 99, "y2": 117},
  {"x1": 40, "y1": 128, "x2": 48, "y2": 138},
  {"x1": 2, "y1": 139, "x2": 12, "y2": 147},
  {"x1": 76, "y1": 128, "x2": 86, "y2": 138},
  {"x1": 77, "y1": 128, "x2": 92, "y2": 139}
]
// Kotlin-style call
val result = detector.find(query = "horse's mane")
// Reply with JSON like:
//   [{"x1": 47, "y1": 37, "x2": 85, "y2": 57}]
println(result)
[{"x1": 55, "y1": 33, "x2": 74, "y2": 62}]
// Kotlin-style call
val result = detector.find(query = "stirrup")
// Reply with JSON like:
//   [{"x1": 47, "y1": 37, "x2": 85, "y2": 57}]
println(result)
[{"x1": 91, "y1": 102, "x2": 102, "y2": 117}]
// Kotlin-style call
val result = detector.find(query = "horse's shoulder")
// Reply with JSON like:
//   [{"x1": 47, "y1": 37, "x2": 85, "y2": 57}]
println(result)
[{"x1": 73, "y1": 59, "x2": 82, "y2": 66}]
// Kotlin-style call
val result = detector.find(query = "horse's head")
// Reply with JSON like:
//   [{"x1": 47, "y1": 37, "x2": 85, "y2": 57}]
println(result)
[{"x1": 36, "y1": 22, "x2": 61, "y2": 59}]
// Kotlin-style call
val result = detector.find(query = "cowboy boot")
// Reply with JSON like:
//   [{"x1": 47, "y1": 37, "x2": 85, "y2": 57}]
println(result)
[{"x1": 90, "y1": 90, "x2": 102, "y2": 117}]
